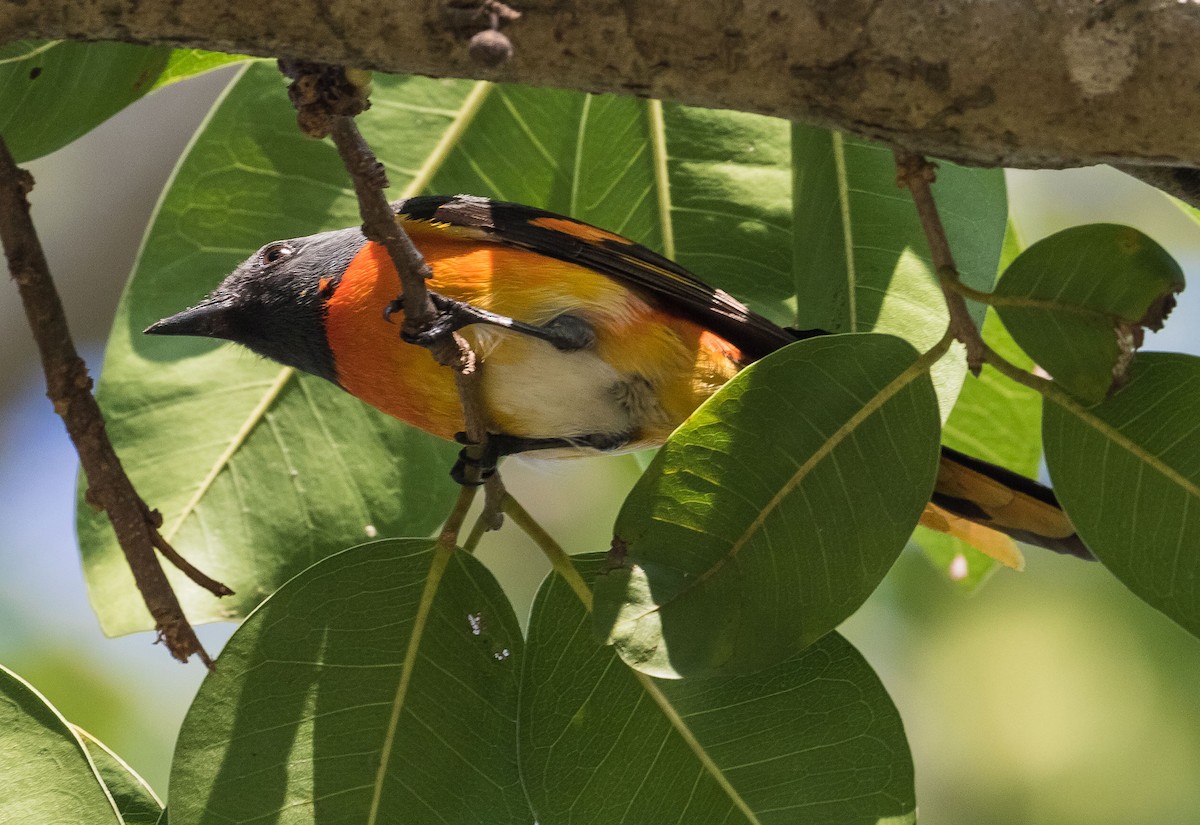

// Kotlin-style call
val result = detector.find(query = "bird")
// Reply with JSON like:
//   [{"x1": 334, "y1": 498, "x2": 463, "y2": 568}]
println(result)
[{"x1": 146, "y1": 194, "x2": 1091, "y2": 562}]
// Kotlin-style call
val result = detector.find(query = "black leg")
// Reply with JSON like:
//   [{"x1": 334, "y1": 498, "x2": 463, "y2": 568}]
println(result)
[
  {"x1": 386, "y1": 292, "x2": 595, "y2": 352},
  {"x1": 449, "y1": 431, "x2": 632, "y2": 485}
]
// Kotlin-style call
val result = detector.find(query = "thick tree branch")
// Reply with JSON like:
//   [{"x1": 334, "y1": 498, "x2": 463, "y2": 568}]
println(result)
[
  {"x1": 2, "y1": 1, "x2": 1199, "y2": 170},
  {"x1": 0, "y1": 136, "x2": 231, "y2": 667}
]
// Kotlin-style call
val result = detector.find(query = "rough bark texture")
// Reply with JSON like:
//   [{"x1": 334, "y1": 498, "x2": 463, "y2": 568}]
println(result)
[{"x1": 1, "y1": 0, "x2": 1197, "y2": 170}]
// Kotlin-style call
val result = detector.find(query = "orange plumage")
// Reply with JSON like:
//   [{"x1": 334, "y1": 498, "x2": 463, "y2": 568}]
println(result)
[{"x1": 325, "y1": 225, "x2": 743, "y2": 450}]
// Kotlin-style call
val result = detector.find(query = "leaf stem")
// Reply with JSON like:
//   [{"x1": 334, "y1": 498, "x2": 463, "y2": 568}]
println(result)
[
  {"x1": 461, "y1": 511, "x2": 490, "y2": 554},
  {"x1": 502, "y1": 495, "x2": 593, "y2": 611},
  {"x1": 438, "y1": 484, "x2": 479, "y2": 550}
]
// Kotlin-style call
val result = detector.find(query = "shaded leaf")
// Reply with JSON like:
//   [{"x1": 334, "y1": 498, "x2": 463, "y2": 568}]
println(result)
[
  {"x1": 791, "y1": 125, "x2": 1007, "y2": 417},
  {"x1": 994, "y1": 224, "x2": 1185, "y2": 404},
  {"x1": 1044, "y1": 353, "x2": 1200, "y2": 639},
  {"x1": 76, "y1": 727, "x2": 163, "y2": 825},
  {"x1": 523, "y1": 557, "x2": 916, "y2": 825},
  {"x1": 0, "y1": 665, "x2": 121, "y2": 824},
  {"x1": 595, "y1": 333, "x2": 942, "y2": 677},
  {"x1": 169, "y1": 539, "x2": 528, "y2": 825},
  {"x1": 0, "y1": 40, "x2": 170, "y2": 162}
]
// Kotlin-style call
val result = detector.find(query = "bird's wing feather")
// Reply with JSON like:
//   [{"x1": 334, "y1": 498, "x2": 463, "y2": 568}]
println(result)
[{"x1": 392, "y1": 194, "x2": 799, "y2": 360}]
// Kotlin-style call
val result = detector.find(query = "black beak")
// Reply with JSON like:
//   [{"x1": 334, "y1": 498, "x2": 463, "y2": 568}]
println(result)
[{"x1": 145, "y1": 298, "x2": 234, "y2": 339}]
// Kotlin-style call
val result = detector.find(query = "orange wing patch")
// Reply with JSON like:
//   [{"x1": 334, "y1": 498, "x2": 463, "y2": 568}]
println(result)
[
  {"x1": 935, "y1": 459, "x2": 1076, "y2": 539},
  {"x1": 920, "y1": 503, "x2": 1026, "y2": 571},
  {"x1": 529, "y1": 216, "x2": 635, "y2": 245}
]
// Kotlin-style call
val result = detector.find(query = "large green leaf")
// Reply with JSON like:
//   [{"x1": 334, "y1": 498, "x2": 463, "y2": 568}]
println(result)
[
  {"x1": 594, "y1": 333, "x2": 943, "y2": 677},
  {"x1": 522, "y1": 558, "x2": 915, "y2": 824},
  {"x1": 0, "y1": 40, "x2": 170, "y2": 162},
  {"x1": 76, "y1": 727, "x2": 163, "y2": 825},
  {"x1": 0, "y1": 665, "x2": 121, "y2": 824},
  {"x1": 791, "y1": 125, "x2": 1007, "y2": 418},
  {"x1": 169, "y1": 539, "x2": 527, "y2": 825},
  {"x1": 1044, "y1": 353, "x2": 1200, "y2": 639},
  {"x1": 428, "y1": 90, "x2": 795, "y2": 323},
  {"x1": 993, "y1": 224, "x2": 1185, "y2": 404},
  {"x1": 79, "y1": 64, "x2": 464, "y2": 634}
]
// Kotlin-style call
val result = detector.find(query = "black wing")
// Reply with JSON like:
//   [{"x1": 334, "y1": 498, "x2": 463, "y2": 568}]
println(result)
[{"x1": 392, "y1": 194, "x2": 810, "y2": 361}]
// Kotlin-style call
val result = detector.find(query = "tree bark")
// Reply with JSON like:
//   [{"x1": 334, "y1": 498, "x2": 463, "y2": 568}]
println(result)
[{"x1": 1, "y1": 1, "x2": 1198, "y2": 170}]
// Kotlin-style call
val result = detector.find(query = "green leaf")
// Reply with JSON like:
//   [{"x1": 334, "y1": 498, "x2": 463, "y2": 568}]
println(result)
[
  {"x1": 594, "y1": 333, "x2": 943, "y2": 677},
  {"x1": 920, "y1": 223, "x2": 1042, "y2": 586},
  {"x1": 0, "y1": 41, "x2": 170, "y2": 162},
  {"x1": 79, "y1": 63, "x2": 464, "y2": 634},
  {"x1": 0, "y1": 665, "x2": 121, "y2": 824},
  {"x1": 148, "y1": 50, "x2": 249, "y2": 91},
  {"x1": 428, "y1": 90, "x2": 796, "y2": 323},
  {"x1": 993, "y1": 224, "x2": 1185, "y2": 404},
  {"x1": 791, "y1": 125, "x2": 1007, "y2": 418},
  {"x1": 169, "y1": 539, "x2": 527, "y2": 825},
  {"x1": 523, "y1": 558, "x2": 915, "y2": 824},
  {"x1": 76, "y1": 727, "x2": 163, "y2": 825},
  {"x1": 1044, "y1": 353, "x2": 1200, "y2": 639}
]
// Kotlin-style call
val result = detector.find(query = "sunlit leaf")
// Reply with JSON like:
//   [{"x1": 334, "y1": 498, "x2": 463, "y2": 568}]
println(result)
[
  {"x1": 595, "y1": 333, "x2": 942, "y2": 677},
  {"x1": 1044, "y1": 353, "x2": 1200, "y2": 639},
  {"x1": 429, "y1": 90, "x2": 795, "y2": 324},
  {"x1": 0, "y1": 40, "x2": 169, "y2": 161},
  {"x1": 0, "y1": 665, "x2": 121, "y2": 824},
  {"x1": 994, "y1": 224, "x2": 1185, "y2": 404},
  {"x1": 149, "y1": 50, "x2": 249, "y2": 91},
  {"x1": 791, "y1": 125, "x2": 1007, "y2": 417},
  {"x1": 524, "y1": 557, "x2": 916, "y2": 824},
  {"x1": 169, "y1": 540, "x2": 527, "y2": 824},
  {"x1": 76, "y1": 727, "x2": 163, "y2": 825}
]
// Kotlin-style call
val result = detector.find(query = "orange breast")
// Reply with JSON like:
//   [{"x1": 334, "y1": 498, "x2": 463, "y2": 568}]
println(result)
[{"x1": 323, "y1": 236, "x2": 744, "y2": 446}]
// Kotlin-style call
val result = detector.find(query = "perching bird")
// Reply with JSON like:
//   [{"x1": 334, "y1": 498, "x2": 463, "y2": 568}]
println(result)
[{"x1": 146, "y1": 194, "x2": 1090, "y2": 562}]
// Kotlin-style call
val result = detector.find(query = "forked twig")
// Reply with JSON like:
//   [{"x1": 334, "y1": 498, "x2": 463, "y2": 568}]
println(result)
[{"x1": 894, "y1": 150, "x2": 986, "y2": 374}]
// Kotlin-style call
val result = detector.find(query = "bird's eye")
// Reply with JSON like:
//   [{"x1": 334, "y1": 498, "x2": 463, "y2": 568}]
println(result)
[{"x1": 261, "y1": 243, "x2": 294, "y2": 266}]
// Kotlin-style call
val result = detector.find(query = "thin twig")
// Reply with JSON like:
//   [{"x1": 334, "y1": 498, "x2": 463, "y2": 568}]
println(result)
[
  {"x1": 461, "y1": 511, "x2": 490, "y2": 553},
  {"x1": 0, "y1": 137, "x2": 231, "y2": 667},
  {"x1": 894, "y1": 150, "x2": 986, "y2": 374},
  {"x1": 438, "y1": 485, "x2": 479, "y2": 550},
  {"x1": 279, "y1": 61, "x2": 505, "y2": 525}
]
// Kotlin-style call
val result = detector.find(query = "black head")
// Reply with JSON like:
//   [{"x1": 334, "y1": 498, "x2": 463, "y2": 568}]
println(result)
[{"x1": 145, "y1": 226, "x2": 366, "y2": 383}]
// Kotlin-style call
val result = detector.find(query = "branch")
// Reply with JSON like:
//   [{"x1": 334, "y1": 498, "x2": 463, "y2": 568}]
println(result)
[
  {"x1": 894, "y1": 151, "x2": 985, "y2": 374},
  {"x1": 3, "y1": 0, "x2": 1199, "y2": 170},
  {"x1": 0, "y1": 136, "x2": 231, "y2": 667}
]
